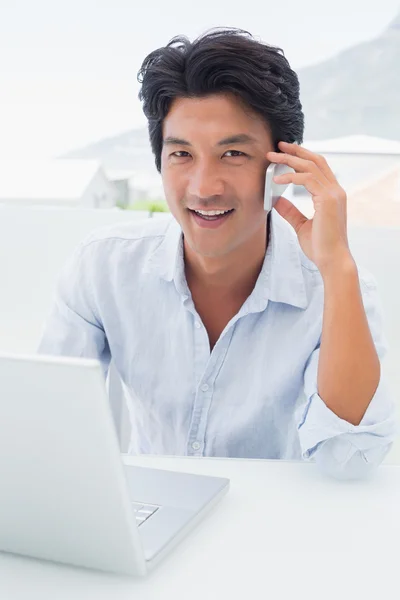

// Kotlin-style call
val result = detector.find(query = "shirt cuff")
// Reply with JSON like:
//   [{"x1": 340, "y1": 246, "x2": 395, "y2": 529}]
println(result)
[{"x1": 295, "y1": 379, "x2": 398, "y2": 477}]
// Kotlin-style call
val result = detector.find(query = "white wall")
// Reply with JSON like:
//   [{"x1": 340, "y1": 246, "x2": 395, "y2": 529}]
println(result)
[
  {"x1": 0, "y1": 166, "x2": 119, "y2": 209},
  {"x1": 311, "y1": 153, "x2": 400, "y2": 193},
  {"x1": 0, "y1": 197, "x2": 82, "y2": 207},
  {"x1": 347, "y1": 226, "x2": 400, "y2": 463}
]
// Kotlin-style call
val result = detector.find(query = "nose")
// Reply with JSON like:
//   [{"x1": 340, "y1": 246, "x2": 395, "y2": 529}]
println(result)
[{"x1": 187, "y1": 163, "x2": 225, "y2": 200}]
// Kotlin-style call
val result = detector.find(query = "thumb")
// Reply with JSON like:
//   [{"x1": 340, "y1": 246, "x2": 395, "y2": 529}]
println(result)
[{"x1": 273, "y1": 196, "x2": 308, "y2": 233}]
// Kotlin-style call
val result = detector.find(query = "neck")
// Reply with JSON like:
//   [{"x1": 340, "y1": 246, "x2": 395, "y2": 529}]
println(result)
[{"x1": 184, "y1": 214, "x2": 270, "y2": 299}]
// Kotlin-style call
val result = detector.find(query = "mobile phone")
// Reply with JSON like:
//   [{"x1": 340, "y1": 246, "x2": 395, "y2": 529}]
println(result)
[{"x1": 264, "y1": 162, "x2": 296, "y2": 212}]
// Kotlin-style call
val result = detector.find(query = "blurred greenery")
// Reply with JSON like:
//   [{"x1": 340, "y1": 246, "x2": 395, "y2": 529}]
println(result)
[{"x1": 122, "y1": 200, "x2": 170, "y2": 215}]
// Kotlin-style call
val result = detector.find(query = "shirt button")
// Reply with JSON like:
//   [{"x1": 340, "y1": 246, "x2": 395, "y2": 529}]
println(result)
[
  {"x1": 192, "y1": 442, "x2": 201, "y2": 450},
  {"x1": 195, "y1": 321, "x2": 201, "y2": 329},
  {"x1": 201, "y1": 384, "x2": 209, "y2": 392}
]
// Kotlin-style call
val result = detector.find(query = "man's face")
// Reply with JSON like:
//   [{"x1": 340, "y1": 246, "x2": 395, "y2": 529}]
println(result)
[{"x1": 161, "y1": 93, "x2": 275, "y2": 258}]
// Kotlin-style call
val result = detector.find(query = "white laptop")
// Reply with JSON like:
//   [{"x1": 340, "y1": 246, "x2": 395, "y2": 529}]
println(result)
[{"x1": 0, "y1": 353, "x2": 229, "y2": 576}]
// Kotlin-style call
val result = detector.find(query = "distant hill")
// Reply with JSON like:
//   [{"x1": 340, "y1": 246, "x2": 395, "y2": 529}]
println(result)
[
  {"x1": 298, "y1": 10, "x2": 400, "y2": 139},
  {"x1": 62, "y1": 128, "x2": 153, "y2": 172},
  {"x1": 62, "y1": 11, "x2": 400, "y2": 177}
]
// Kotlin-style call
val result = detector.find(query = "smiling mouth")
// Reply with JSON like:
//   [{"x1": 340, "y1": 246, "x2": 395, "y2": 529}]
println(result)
[{"x1": 188, "y1": 208, "x2": 235, "y2": 221}]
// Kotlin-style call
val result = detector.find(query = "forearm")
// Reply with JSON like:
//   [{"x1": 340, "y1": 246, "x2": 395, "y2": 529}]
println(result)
[{"x1": 318, "y1": 253, "x2": 381, "y2": 426}]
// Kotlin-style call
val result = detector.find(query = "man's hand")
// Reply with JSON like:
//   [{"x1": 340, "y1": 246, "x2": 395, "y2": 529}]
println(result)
[{"x1": 267, "y1": 141, "x2": 353, "y2": 275}]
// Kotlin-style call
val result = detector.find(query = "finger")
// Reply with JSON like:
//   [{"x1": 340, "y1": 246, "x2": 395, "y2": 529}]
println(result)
[
  {"x1": 277, "y1": 141, "x2": 337, "y2": 184},
  {"x1": 273, "y1": 195, "x2": 309, "y2": 233},
  {"x1": 273, "y1": 172, "x2": 326, "y2": 197},
  {"x1": 267, "y1": 151, "x2": 330, "y2": 185}
]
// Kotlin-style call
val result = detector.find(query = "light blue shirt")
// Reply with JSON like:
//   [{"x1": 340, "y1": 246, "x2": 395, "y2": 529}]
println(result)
[{"x1": 37, "y1": 209, "x2": 397, "y2": 479}]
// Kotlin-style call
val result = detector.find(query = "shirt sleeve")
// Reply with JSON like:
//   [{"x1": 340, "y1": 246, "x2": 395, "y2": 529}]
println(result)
[
  {"x1": 295, "y1": 271, "x2": 398, "y2": 480},
  {"x1": 37, "y1": 241, "x2": 111, "y2": 380}
]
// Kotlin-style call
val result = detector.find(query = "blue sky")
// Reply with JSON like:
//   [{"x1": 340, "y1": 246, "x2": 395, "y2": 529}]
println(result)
[{"x1": 1, "y1": 0, "x2": 399, "y2": 158}]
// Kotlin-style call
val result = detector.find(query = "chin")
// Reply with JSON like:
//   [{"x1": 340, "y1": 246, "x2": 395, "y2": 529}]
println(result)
[{"x1": 187, "y1": 237, "x2": 237, "y2": 259}]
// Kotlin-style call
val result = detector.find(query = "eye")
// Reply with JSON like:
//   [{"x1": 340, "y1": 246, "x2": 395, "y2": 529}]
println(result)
[
  {"x1": 224, "y1": 150, "x2": 246, "y2": 157},
  {"x1": 171, "y1": 151, "x2": 191, "y2": 158}
]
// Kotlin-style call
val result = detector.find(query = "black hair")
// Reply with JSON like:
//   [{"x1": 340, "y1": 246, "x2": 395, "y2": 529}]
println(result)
[{"x1": 137, "y1": 27, "x2": 304, "y2": 173}]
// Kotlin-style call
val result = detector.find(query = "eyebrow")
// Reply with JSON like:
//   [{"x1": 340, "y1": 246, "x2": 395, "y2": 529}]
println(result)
[{"x1": 163, "y1": 134, "x2": 258, "y2": 147}]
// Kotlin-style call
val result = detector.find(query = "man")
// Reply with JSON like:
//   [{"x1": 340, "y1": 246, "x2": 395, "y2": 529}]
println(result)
[{"x1": 38, "y1": 28, "x2": 396, "y2": 479}]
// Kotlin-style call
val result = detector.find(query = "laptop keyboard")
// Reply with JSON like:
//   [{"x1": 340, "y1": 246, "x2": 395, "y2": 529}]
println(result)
[{"x1": 132, "y1": 501, "x2": 160, "y2": 526}]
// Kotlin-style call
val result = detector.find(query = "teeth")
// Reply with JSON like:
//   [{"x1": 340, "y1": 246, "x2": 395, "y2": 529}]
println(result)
[{"x1": 195, "y1": 209, "x2": 231, "y2": 216}]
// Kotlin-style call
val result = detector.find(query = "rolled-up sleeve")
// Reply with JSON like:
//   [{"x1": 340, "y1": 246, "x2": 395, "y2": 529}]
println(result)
[
  {"x1": 295, "y1": 273, "x2": 398, "y2": 479},
  {"x1": 37, "y1": 241, "x2": 111, "y2": 380}
]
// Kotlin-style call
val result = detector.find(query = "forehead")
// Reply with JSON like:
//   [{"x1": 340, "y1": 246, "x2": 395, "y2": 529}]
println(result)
[{"x1": 162, "y1": 94, "x2": 270, "y2": 143}]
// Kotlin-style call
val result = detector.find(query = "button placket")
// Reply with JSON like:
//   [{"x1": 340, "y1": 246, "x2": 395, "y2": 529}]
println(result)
[{"x1": 187, "y1": 319, "x2": 235, "y2": 456}]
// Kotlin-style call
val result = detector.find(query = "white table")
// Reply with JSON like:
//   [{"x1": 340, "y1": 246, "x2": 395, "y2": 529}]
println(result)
[{"x1": 1, "y1": 455, "x2": 400, "y2": 600}]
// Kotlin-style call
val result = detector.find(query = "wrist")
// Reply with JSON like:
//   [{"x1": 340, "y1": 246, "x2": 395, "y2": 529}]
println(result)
[{"x1": 319, "y1": 250, "x2": 357, "y2": 282}]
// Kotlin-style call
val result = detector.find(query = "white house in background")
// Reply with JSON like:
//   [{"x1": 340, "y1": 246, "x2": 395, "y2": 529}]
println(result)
[
  {"x1": 301, "y1": 135, "x2": 400, "y2": 193},
  {"x1": 106, "y1": 168, "x2": 165, "y2": 206},
  {"x1": 346, "y1": 163, "x2": 400, "y2": 227},
  {"x1": 0, "y1": 160, "x2": 119, "y2": 208},
  {"x1": 288, "y1": 135, "x2": 400, "y2": 222}
]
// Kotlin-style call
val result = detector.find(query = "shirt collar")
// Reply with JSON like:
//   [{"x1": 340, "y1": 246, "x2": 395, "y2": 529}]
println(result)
[{"x1": 145, "y1": 210, "x2": 309, "y2": 310}]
